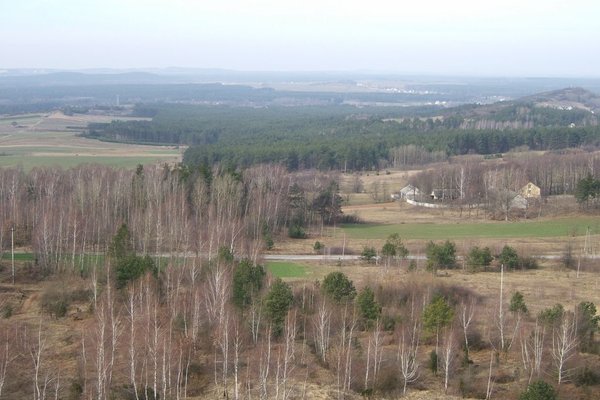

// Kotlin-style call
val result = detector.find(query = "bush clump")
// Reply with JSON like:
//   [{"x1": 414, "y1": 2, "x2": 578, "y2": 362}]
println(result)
[
  {"x1": 466, "y1": 246, "x2": 493, "y2": 271},
  {"x1": 519, "y1": 380, "x2": 557, "y2": 400},
  {"x1": 360, "y1": 246, "x2": 377, "y2": 263},
  {"x1": 40, "y1": 286, "x2": 93, "y2": 318},
  {"x1": 575, "y1": 367, "x2": 600, "y2": 387},
  {"x1": 426, "y1": 240, "x2": 457, "y2": 272},
  {"x1": 288, "y1": 224, "x2": 307, "y2": 239}
]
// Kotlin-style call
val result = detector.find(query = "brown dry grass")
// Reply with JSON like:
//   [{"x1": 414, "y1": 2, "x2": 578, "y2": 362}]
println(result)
[
  {"x1": 295, "y1": 259, "x2": 600, "y2": 317},
  {"x1": 0, "y1": 112, "x2": 182, "y2": 168}
]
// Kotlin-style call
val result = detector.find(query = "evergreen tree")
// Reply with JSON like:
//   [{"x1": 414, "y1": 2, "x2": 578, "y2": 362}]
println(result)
[
  {"x1": 264, "y1": 279, "x2": 294, "y2": 336},
  {"x1": 499, "y1": 245, "x2": 519, "y2": 270},
  {"x1": 322, "y1": 271, "x2": 356, "y2": 303},
  {"x1": 109, "y1": 224, "x2": 155, "y2": 289},
  {"x1": 466, "y1": 246, "x2": 493, "y2": 271},
  {"x1": 232, "y1": 259, "x2": 266, "y2": 310},
  {"x1": 510, "y1": 291, "x2": 528, "y2": 315},
  {"x1": 357, "y1": 287, "x2": 381, "y2": 328},
  {"x1": 425, "y1": 240, "x2": 457, "y2": 272},
  {"x1": 519, "y1": 380, "x2": 557, "y2": 400}
]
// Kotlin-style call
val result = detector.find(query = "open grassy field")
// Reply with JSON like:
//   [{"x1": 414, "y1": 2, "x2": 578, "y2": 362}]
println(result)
[
  {"x1": 0, "y1": 112, "x2": 182, "y2": 169},
  {"x1": 340, "y1": 217, "x2": 600, "y2": 240}
]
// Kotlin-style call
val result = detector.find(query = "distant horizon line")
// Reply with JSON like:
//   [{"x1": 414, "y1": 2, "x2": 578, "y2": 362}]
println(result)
[{"x1": 1, "y1": 67, "x2": 600, "y2": 80}]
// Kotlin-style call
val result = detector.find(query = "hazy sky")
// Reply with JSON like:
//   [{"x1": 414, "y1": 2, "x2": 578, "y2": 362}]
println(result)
[{"x1": 1, "y1": 0, "x2": 599, "y2": 76}]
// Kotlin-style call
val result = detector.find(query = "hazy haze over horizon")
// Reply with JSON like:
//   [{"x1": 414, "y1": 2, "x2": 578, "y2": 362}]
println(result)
[{"x1": 1, "y1": 0, "x2": 599, "y2": 77}]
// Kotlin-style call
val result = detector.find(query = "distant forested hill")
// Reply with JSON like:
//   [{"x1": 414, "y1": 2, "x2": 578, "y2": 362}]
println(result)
[{"x1": 440, "y1": 87, "x2": 600, "y2": 130}]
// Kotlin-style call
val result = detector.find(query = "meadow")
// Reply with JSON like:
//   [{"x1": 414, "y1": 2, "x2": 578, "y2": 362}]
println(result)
[{"x1": 340, "y1": 217, "x2": 600, "y2": 240}]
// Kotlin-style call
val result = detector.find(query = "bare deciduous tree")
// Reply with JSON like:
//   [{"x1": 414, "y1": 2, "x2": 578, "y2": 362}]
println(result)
[
  {"x1": 459, "y1": 298, "x2": 476, "y2": 360},
  {"x1": 312, "y1": 301, "x2": 331, "y2": 363},
  {"x1": 440, "y1": 329, "x2": 456, "y2": 394},
  {"x1": 552, "y1": 311, "x2": 578, "y2": 385},
  {"x1": 520, "y1": 320, "x2": 545, "y2": 384},
  {"x1": 0, "y1": 325, "x2": 17, "y2": 398},
  {"x1": 397, "y1": 316, "x2": 421, "y2": 395}
]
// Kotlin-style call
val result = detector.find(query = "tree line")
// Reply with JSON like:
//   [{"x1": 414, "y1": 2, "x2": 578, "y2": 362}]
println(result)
[{"x1": 0, "y1": 165, "x2": 351, "y2": 275}]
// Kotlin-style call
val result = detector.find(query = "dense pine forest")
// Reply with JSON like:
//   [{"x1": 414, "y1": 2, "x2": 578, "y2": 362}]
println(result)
[{"x1": 82, "y1": 89, "x2": 600, "y2": 171}]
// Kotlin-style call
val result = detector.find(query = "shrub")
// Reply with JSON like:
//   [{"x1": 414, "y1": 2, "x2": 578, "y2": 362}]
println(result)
[
  {"x1": 264, "y1": 234, "x2": 274, "y2": 250},
  {"x1": 288, "y1": 224, "x2": 307, "y2": 239},
  {"x1": 374, "y1": 367, "x2": 400, "y2": 394},
  {"x1": 40, "y1": 286, "x2": 91, "y2": 319},
  {"x1": 357, "y1": 287, "x2": 381, "y2": 327},
  {"x1": 40, "y1": 287, "x2": 69, "y2": 318},
  {"x1": 360, "y1": 246, "x2": 377, "y2": 263},
  {"x1": 562, "y1": 243, "x2": 575, "y2": 269},
  {"x1": 466, "y1": 330, "x2": 487, "y2": 351},
  {"x1": 328, "y1": 246, "x2": 355, "y2": 255},
  {"x1": 575, "y1": 367, "x2": 600, "y2": 386},
  {"x1": 510, "y1": 291, "x2": 528, "y2": 315},
  {"x1": 519, "y1": 256, "x2": 539, "y2": 270},
  {"x1": 519, "y1": 380, "x2": 557, "y2": 400},
  {"x1": 262, "y1": 222, "x2": 274, "y2": 250},
  {"x1": 576, "y1": 301, "x2": 600, "y2": 353},
  {"x1": 110, "y1": 224, "x2": 157, "y2": 288},
  {"x1": 499, "y1": 245, "x2": 519, "y2": 269},
  {"x1": 338, "y1": 214, "x2": 362, "y2": 224},
  {"x1": 218, "y1": 246, "x2": 234, "y2": 263},
  {"x1": 381, "y1": 314, "x2": 398, "y2": 331},
  {"x1": 538, "y1": 304, "x2": 564, "y2": 326},
  {"x1": 1, "y1": 303, "x2": 13, "y2": 319},
  {"x1": 313, "y1": 241, "x2": 324, "y2": 253},
  {"x1": 466, "y1": 246, "x2": 493, "y2": 271},
  {"x1": 428, "y1": 351, "x2": 438, "y2": 375},
  {"x1": 408, "y1": 260, "x2": 417, "y2": 271},
  {"x1": 425, "y1": 240, "x2": 457, "y2": 272},
  {"x1": 115, "y1": 255, "x2": 156, "y2": 289},
  {"x1": 67, "y1": 380, "x2": 83, "y2": 400}
]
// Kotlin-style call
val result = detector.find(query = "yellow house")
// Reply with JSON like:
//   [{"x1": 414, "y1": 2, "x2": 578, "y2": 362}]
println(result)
[{"x1": 520, "y1": 182, "x2": 541, "y2": 199}]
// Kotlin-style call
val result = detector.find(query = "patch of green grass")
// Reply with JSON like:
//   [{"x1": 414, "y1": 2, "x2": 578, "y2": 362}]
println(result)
[
  {"x1": 1, "y1": 252, "x2": 34, "y2": 261},
  {"x1": 266, "y1": 261, "x2": 308, "y2": 278},
  {"x1": 341, "y1": 218, "x2": 600, "y2": 240}
]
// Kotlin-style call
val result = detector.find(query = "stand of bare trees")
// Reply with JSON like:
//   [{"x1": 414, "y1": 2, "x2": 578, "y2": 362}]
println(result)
[{"x1": 1, "y1": 164, "x2": 599, "y2": 399}]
